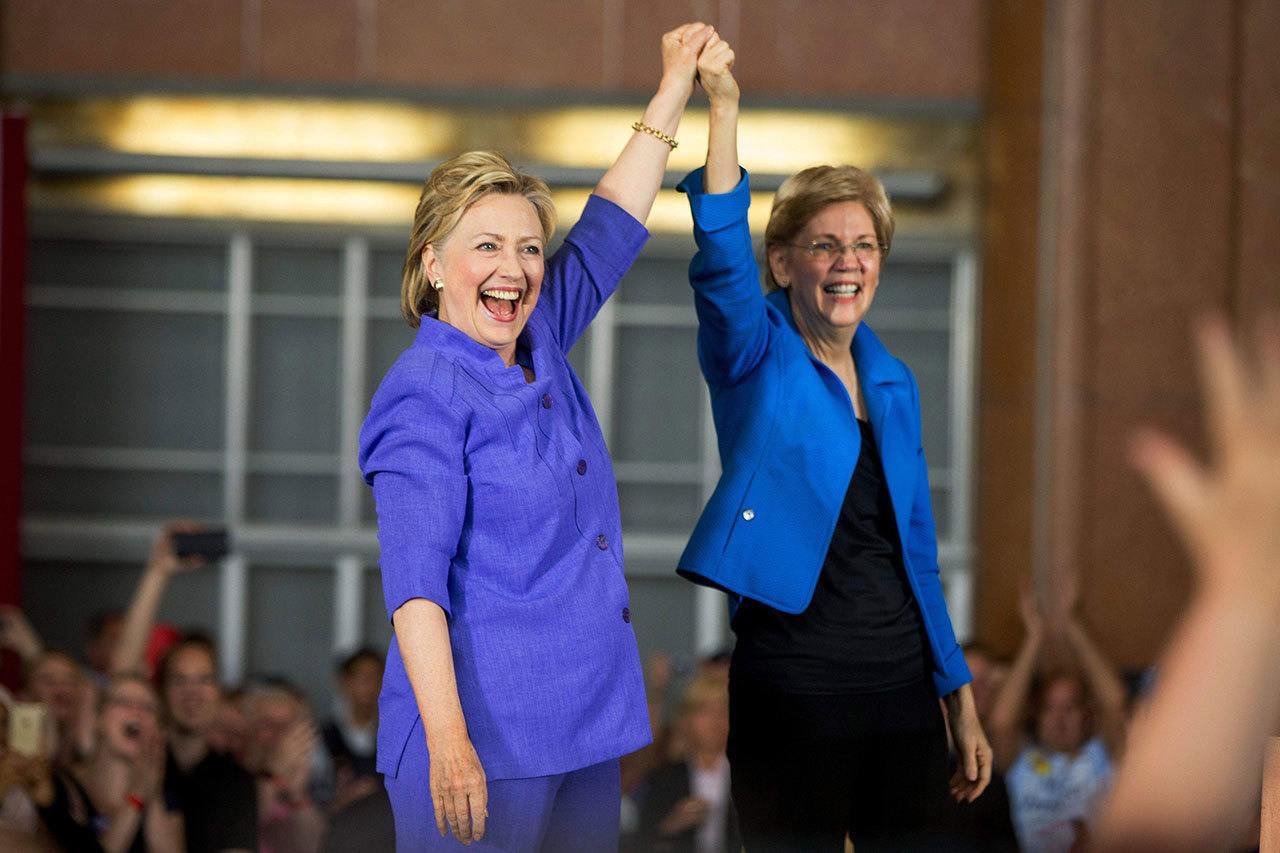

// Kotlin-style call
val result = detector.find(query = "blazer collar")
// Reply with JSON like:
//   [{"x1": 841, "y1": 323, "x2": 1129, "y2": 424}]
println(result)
[
  {"x1": 767, "y1": 289, "x2": 904, "y2": 387},
  {"x1": 413, "y1": 312, "x2": 541, "y2": 383}
]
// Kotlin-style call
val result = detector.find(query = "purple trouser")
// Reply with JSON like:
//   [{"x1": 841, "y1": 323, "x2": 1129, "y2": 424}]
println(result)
[{"x1": 384, "y1": 724, "x2": 621, "y2": 852}]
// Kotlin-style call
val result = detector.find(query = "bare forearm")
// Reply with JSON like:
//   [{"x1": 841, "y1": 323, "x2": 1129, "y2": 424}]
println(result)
[
  {"x1": 392, "y1": 599, "x2": 468, "y2": 746},
  {"x1": 1096, "y1": 589, "x2": 1280, "y2": 852},
  {"x1": 594, "y1": 80, "x2": 691, "y2": 223},
  {"x1": 703, "y1": 98, "x2": 740, "y2": 194},
  {"x1": 990, "y1": 627, "x2": 1041, "y2": 737},
  {"x1": 1063, "y1": 618, "x2": 1128, "y2": 736},
  {"x1": 111, "y1": 566, "x2": 169, "y2": 674}
]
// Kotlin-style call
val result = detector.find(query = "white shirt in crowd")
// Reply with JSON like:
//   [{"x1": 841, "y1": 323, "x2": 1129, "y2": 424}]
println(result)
[
  {"x1": 1007, "y1": 735, "x2": 1113, "y2": 853},
  {"x1": 690, "y1": 755, "x2": 731, "y2": 853}
]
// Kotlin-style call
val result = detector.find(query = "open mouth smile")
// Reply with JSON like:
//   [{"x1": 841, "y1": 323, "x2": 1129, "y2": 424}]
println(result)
[
  {"x1": 480, "y1": 287, "x2": 523, "y2": 323},
  {"x1": 823, "y1": 282, "x2": 862, "y2": 302}
]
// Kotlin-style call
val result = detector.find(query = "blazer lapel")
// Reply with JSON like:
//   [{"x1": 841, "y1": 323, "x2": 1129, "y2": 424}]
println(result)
[{"x1": 854, "y1": 325, "x2": 916, "y2": 550}]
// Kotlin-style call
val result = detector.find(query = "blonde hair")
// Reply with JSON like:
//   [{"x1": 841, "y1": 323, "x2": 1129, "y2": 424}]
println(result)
[
  {"x1": 763, "y1": 164, "x2": 895, "y2": 292},
  {"x1": 400, "y1": 151, "x2": 557, "y2": 326},
  {"x1": 666, "y1": 673, "x2": 729, "y2": 761}
]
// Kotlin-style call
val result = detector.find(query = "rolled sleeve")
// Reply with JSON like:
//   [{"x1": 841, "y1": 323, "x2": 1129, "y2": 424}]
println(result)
[
  {"x1": 540, "y1": 194, "x2": 650, "y2": 350},
  {"x1": 676, "y1": 166, "x2": 751, "y2": 233},
  {"x1": 359, "y1": 365, "x2": 466, "y2": 620}
]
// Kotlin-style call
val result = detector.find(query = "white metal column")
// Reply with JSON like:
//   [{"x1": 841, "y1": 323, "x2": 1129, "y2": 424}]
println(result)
[
  {"x1": 947, "y1": 249, "x2": 979, "y2": 642},
  {"x1": 218, "y1": 232, "x2": 252, "y2": 684},
  {"x1": 335, "y1": 237, "x2": 370, "y2": 651}
]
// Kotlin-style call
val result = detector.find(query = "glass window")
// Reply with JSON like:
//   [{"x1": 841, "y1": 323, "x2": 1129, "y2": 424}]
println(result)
[
  {"x1": 25, "y1": 309, "x2": 226, "y2": 449},
  {"x1": 248, "y1": 317, "x2": 340, "y2": 454},
  {"x1": 29, "y1": 239, "x2": 226, "y2": 292}
]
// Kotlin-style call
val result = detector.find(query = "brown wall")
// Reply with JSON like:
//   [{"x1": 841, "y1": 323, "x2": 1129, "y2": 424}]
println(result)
[
  {"x1": 1, "y1": 0, "x2": 987, "y2": 101},
  {"x1": 977, "y1": 0, "x2": 1280, "y2": 667}
]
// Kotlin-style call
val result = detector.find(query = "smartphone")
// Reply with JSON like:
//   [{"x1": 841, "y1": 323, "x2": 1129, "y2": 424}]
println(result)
[
  {"x1": 9, "y1": 702, "x2": 48, "y2": 758},
  {"x1": 171, "y1": 529, "x2": 230, "y2": 561}
]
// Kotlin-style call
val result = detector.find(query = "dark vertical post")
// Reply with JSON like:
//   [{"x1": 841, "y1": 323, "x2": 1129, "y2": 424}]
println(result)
[{"x1": 0, "y1": 113, "x2": 29, "y2": 611}]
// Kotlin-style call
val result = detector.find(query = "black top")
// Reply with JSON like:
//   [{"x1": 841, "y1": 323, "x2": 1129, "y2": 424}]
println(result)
[
  {"x1": 37, "y1": 770, "x2": 147, "y2": 853},
  {"x1": 322, "y1": 720, "x2": 378, "y2": 781},
  {"x1": 731, "y1": 418, "x2": 932, "y2": 694},
  {"x1": 165, "y1": 746, "x2": 259, "y2": 853}
]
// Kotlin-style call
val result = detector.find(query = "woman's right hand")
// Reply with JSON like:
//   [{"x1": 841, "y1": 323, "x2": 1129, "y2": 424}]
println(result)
[
  {"x1": 660, "y1": 23, "x2": 714, "y2": 100},
  {"x1": 428, "y1": 732, "x2": 488, "y2": 845},
  {"x1": 697, "y1": 33, "x2": 739, "y2": 103}
]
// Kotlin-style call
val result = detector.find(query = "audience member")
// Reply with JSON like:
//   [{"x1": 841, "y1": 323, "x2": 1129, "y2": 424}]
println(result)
[
  {"x1": 321, "y1": 648, "x2": 382, "y2": 790},
  {"x1": 1094, "y1": 317, "x2": 1280, "y2": 851},
  {"x1": 37, "y1": 672, "x2": 184, "y2": 852},
  {"x1": 636, "y1": 673, "x2": 739, "y2": 853},
  {"x1": 242, "y1": 681, "x2": 327, "y2": 853},
  {"x1": 989, "y1": 576, "x2": 1127, "y2": 853},
  {"x1": 158, "y1": 634, "x2": 257, "y2": 853},
  {"x1": 23, "y1": 650, "x2": 95, "y2": 766}
]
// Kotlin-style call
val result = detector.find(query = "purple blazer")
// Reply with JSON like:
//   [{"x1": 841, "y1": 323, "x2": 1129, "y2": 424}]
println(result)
[{"x1": 359, "y1": 195, "x2": 653, "y2": 780}]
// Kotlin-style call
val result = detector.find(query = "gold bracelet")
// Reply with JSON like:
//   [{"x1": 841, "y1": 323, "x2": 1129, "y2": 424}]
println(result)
[{"x1": 631, "y1": 121, "x2": 678, "y2": 150}]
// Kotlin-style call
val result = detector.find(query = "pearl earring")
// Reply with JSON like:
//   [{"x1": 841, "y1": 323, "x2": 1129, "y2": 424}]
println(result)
[{"x1": 432, "y1": 278, "x2": 444, "y2": 291}]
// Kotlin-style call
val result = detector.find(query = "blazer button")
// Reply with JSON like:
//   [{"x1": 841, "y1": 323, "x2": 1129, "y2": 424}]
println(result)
[
  {"x1": 622, "y1": 607, "x2": 631, "y2": 623},
  {"x1": 541, "y1": 393, "x2": 552, "y2": 409},
  {"x1": 576, "y1": 459, "x2": 588, "y2": 476},
  {"x1": 742, "y1": 508, "x2": 756, "y2": 521},
  {"x1": 596, "y1": 534, "x2": 609, "y2": 550}
]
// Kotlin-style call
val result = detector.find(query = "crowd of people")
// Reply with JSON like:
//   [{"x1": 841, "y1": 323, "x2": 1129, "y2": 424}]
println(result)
[{"x1": 0, "y1": 525, "x2": 393, "y2": 853}]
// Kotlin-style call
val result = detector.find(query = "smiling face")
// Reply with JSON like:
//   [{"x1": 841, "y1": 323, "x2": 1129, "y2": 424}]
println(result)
[
  {"x1": 1036, "y1": 675, "x2": 1091, "y2": 754},
  {"x1": 425, "y1": 193, "x2": 546, "y2": 366},
  {"x1": 163, "y1": 644, "x2": 220, "y2": 736},
  {"x1": 769, "y1": 200, "x2": 882, "y2": 342},
  {"x1": 100, "y1": 677, "x2": 161, "y2": 760}
]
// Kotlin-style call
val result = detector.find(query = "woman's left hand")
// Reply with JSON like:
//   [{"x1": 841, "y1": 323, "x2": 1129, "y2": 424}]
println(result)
[{"x1": 945, "y1": 684, "x2": 993, "y2": 802}]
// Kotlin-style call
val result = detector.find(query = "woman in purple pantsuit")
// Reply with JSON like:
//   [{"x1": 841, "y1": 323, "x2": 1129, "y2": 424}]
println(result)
[{"x1": 358, "y1": 24, "x2": 715, "y2": 852}]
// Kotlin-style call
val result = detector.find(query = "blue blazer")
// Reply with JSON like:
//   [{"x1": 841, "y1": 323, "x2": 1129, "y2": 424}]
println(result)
[{"x1": 676, "y1": 168, "x2": 971, "y2": 697}]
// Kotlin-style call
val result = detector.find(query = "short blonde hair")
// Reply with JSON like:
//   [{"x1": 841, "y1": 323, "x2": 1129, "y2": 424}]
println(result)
[
  {"x1": 401, "y1": 151, "x2": 557, "y2": 326},
  {"x1": 763, "y1": 164, "x2": 895, "y2": 292}
]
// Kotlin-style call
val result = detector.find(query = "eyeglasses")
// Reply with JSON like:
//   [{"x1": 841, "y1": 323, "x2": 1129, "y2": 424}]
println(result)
[{"x1": 784, "y1": 239, "x2": 885, "y2": 263}]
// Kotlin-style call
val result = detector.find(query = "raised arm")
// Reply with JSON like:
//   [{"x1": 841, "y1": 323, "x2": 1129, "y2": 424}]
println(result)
[
  {"x1": 1095, "y1": 318, "x2": 1280, "y2": 852},
  {"x1": 593, "y1": 23, "x2": 712, "y2": 222},
  {"x1": 1055, "y1": 571, "x2": 1127, "y2": 759},
  {"x1": 111, "y1": 522, "x2": 205, "y2": 676},
  {"x1": 988, "y1": 585, "x2": 1043, "y2": 772},
  {"x1": 699, "y1": 33, "x2": 739, "y2": 195},
  {"x1": 677, "y1": 35, "x2": 770, "y2": 385}
]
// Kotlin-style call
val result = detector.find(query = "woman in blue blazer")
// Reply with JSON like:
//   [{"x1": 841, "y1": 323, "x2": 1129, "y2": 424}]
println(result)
[{"x1": 676, "y1": 38, "x2": 992, "y2": 851}]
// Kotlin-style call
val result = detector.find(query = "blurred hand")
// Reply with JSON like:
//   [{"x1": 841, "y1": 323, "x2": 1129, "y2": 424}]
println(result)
[
  {"x1": 1018, "y1": 581, "x2": 1044, "y2": 637},
  {"x1": 660, "y1": 23, "x2": 715, "y2": 98},
  {"x1": 696, "y1": 33, "x2": 739, "y2": 103},
  {"x1": 644, "y1": 651, "x2": 675, "y2": 695},
  {"x1": 125, "y1": 728, "x2": 166, "y2": 802},
  {"x1": 1131, "y1": 317, "x2": 1280, "y2": 603},
  {"x1": 0, "y1": 606, "x2": 43, "y2": 661},
  {"x1": 658, "y1": 796, "x2": 711, "y2": 836},
  {"x1": 0, "y1": 752, "x2": 54, "y2": 807},
  {"x1": 269, "y1": 719, "x2": 318, "y2": 798},
  {"x1": 147, "y1": 520, "x2": 207, "y2": 577},
  {"x1": 428, "y1": 732, "x2": 487, "y2": 845}
]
